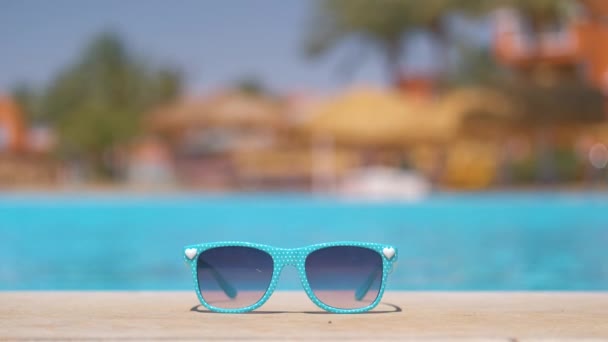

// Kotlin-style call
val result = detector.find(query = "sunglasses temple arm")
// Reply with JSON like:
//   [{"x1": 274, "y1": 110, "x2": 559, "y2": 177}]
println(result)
[
  {"x1": 203, "y1": 263, "x2": 238, "y2": 299},
  {"x1": 354, "y1": 267, "x2": 382, "y2": 301}
]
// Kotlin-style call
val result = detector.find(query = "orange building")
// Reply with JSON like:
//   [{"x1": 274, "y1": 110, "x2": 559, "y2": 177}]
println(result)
[
  {"x1": 576, "y1": 0, "x2": 608, "y2": 93},
  {"x1": 0, "y1": 96, "x2": 27, "y2": 153},
  {"x1": 494, "y1": 0, "x2": 608, "y2": 94}
]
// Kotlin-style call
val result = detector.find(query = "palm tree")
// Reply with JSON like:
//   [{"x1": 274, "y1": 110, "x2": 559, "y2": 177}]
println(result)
[
  {"x1": 304, "y1": 0, "x2": 477, "y2": 86},
  {"x1": 41, "y1": 32, "x2": 182, "y2": 177}
]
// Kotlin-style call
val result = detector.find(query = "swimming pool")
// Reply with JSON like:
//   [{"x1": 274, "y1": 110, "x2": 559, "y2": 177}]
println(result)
[{"x1": 1, "y1": 192, "x2": 607, "y2": 290}]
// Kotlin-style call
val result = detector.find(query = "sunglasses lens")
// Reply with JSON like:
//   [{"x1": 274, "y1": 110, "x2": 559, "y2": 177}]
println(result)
[
  {"x1": 305, "y1": 246, "x2": 383, "y2": 309},
  {"x1": 197, "y1": 246, "x2": 274, "y2": 309}
]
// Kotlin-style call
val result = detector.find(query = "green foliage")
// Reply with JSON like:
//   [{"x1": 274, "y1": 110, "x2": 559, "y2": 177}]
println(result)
[
  {"x1": 234, "y1": 77, "x2": 268, "y2": 96},
  {"x1": 39, "y1": 32, "x2": 181, "y2": 176},
  {"x1": 305, "y1": 0, "x2": 425, "y2": 55},
  {"x1": 12, "y1": 84, "x2": 43, "y2": 123},
  {"x1": 508, "y1": 146, "x2": 583, "y2": 184},
  {"x1": 447, "y1": 47, "x2": 503, "y2": 86},
  {"x1": 510, "y1": 156, "x2": 538, "y2": 184},
  {"x1": 304, "y1": 0, "x2": 488, "y2": 83},
  {"x1": 498, "y1": 0, "x2": 574, "y2": 28},
  {"x1": 553, "y1": 147, "x2": 580, "y2": 182}
]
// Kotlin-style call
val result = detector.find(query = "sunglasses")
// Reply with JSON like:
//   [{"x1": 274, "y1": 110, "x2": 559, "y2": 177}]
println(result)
[{"x1": 183, "y1": 241, "x2": 397, "y2": 313}]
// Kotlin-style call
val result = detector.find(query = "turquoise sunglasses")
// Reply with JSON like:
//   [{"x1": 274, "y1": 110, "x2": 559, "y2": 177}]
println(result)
[{"x1": 183, "y1": 241, "x2": 397, "y2": 313}]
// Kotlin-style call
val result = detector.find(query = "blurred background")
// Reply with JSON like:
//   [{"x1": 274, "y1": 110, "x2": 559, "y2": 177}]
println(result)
[{"x1": 1, "y1": 0, "x2": 607, "y2": 291}]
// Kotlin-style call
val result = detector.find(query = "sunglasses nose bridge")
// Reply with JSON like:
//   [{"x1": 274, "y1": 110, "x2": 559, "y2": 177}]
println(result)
[{"x1": 275, "y1": 248, "x2": 302, "y2": 267}]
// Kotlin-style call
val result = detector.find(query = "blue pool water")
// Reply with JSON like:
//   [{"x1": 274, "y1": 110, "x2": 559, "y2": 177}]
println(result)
[{"x1": 1, "y1": 192, "x2": 607, "y2": 291}]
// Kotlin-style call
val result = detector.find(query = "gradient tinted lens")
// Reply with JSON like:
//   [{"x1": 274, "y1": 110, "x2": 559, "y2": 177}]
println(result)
[
  {"x1": 197, "y1": 247, "x2": 274, "y2": 309},
  {"x1": 305, "y1": 246, "x2": 383, "y2": 309}
]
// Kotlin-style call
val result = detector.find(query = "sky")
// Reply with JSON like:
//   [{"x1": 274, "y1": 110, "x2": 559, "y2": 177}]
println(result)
[{"x1": 0, "y1": 0, "x2": 485, "y2": 95}]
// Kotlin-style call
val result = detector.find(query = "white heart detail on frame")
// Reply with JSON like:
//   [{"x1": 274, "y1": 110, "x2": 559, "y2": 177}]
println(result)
[
  {"x1": 185, "y1": 248, "x2": 198, "y2": 260},
  {"x1": 383, "y1": 247, "x2": 395, "y2": 260}
]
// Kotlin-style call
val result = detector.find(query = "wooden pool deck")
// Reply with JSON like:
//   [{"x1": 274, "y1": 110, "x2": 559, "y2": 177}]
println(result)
[{"x1": 1, "y1": 291, "x2": 607, "y2": 340}]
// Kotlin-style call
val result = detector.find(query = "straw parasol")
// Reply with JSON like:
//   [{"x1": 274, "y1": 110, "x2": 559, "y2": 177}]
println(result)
[
  {"x1": 149, "y1": 91, "x2": 285, "y2": 134},
  {"x1": 303, "y1": 87, "x2": 456, "y2": 147},
  {"x1": 232, "y1": 148, "x2": 359, "y2": 180},
  {"x1": 432, "y1": 87, "x2": 517, "y2": 139}
]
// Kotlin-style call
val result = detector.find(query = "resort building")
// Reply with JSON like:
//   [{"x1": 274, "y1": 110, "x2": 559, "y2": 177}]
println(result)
[
  {"x1": 448, "y1": 0, "x2": 608, "y2": 187},
  {"x1": 0, "y1": 96, "x2": 57, "y2": 186},
  {"x1": 0, "y1": 96, "x2": 26, "y2": 153},
  {"x1": 149, "y1": 91, "x2": 297, "y2": 189},
  {"x1": 494, "y1": 0, "x2": 608, "y2": 105}
]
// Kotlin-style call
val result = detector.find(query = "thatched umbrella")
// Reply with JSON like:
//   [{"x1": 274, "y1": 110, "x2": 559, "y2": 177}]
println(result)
[
  {"x1": 149, "y1": 91, "x2": 285, "y2": 134},
  {"x1": 302, "y1": 87, "x2": 456, "y2": 147},
  {"x1": 433, "y1": 87, "x2": 518, "y2": 140},
  {"x1": 232, "y1": 148, "x2": 359, "y2": 180}
]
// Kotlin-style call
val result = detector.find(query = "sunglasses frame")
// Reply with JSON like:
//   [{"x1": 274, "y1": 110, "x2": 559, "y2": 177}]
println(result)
[{"x1": 183, "y1": 241, "x2": 398, "y2": 313}]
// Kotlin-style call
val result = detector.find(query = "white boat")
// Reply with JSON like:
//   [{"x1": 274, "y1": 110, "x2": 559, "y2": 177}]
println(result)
[{"x1": 339, "y1": 166, "x2": 430, "y2": 201}]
